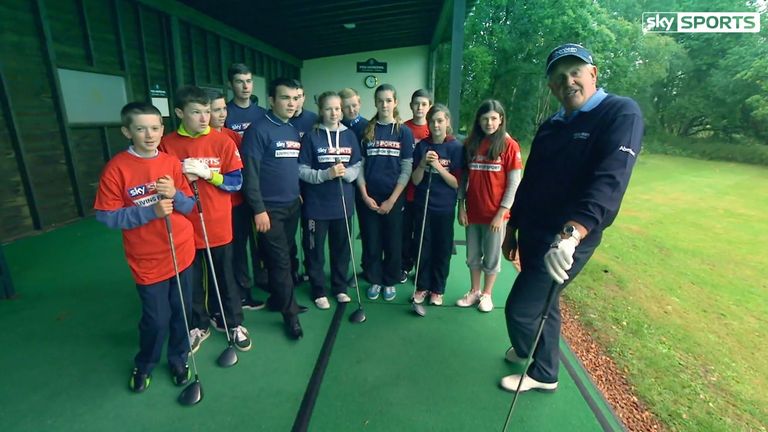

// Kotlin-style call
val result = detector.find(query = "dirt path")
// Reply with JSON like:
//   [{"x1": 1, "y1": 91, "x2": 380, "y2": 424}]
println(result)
[{"x1": 561, "y1": 301, "x2": 666, "y2": 432}]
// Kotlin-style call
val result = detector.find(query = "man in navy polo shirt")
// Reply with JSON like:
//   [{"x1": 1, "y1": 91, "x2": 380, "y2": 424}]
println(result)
[
  {"x1": 241, "y1": 77, "x2": 305, "y2": 340},
  {"x1": 500, "y1": 44, "x2": 643, "y2": 393}
]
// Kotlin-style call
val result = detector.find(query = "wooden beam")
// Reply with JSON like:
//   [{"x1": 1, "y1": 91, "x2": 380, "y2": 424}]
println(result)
[
  {"x1": 112, "y1": 0, "x2": 134, "y2": 99},
  {"x1": 135, "y1": 2, "x2": 152, "y2": 102},
  {"x1": 447, "y1": 0, "x2": 465, "y2": 132},
  {"x1": 33, "y1": 0, "x2": 86, "y2": 217},
  {"x1": 76, "y1": 0, "x2": 95, "y2": 67},
  {"x1": 100, "y1": 126, "x2": 112, "y2": 162},
  {"x1": 431, "y1": 0, "x2": 453, "y2": 49},
  {"x1": 135, "y1": 0, "x2": 301, "y2": 67},
  {"x1": 0, "y1": 67, "x2": 42, "y2": 229}
]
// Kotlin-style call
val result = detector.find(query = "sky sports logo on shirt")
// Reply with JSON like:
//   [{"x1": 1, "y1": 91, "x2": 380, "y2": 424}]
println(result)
[{"x1": 643, "y1": 12, "x2": 760, "y2": 33}]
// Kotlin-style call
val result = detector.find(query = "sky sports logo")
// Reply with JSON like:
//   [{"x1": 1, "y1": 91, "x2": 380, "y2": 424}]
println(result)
[{"x1": 643, "y1": 12, "x2": 760, "y2": 33}]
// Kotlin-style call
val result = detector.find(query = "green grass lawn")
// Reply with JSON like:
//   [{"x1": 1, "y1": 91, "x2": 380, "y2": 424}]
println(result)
[{"x1": 562, "y1": 153, "x2": 767, "y2": 431}]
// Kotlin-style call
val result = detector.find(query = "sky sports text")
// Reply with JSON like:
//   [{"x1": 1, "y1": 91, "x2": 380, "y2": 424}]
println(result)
[{"x1": 643, "y1": 12, "x2": 760, "y2": 33}]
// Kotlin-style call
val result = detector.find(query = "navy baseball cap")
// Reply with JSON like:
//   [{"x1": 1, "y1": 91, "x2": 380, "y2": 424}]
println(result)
[{"x1": 545, "y1": 43, "x2": 594, "y2": 75}]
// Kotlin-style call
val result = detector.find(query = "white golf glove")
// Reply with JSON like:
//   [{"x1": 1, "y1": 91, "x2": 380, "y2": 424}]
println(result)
[
  {"x1": 182, "y1": 158, "x2": 212, "y2": 181},
  {"x1": 543, "y1": 235, "x2": 578, "y2": 284}
]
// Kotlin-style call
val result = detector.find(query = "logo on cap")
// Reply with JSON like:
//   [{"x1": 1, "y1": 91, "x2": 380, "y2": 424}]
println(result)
[{"x1": 546, "y1": 44, "x2": 594, "y2": 75}]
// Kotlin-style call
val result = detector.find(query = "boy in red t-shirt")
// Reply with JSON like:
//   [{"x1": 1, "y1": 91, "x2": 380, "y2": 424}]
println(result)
[
  {"x1": 94, "y1": 102, "x2": 197, "y2": 393},
  {"x1": 401, "y1": 89, "x2": 432, "y2": 283},
  {"x1": 159, "y1": 86, "x2": 250, "y2": 354},
  {"x1": 208, "y1": 90, "x2": 266, "y2": 311}
]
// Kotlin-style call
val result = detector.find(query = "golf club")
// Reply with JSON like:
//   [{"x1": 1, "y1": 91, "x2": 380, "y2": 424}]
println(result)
[
  {"x1": 164, "y1": 216, "x2": 203, "y2": 406},
  {"x1": 337, "y1": 158, "x2": 365, "y2": 323},
  {"x1": 411, "y1": 168, "x2": 433, "y2": 317},
  {"x1": 501, "y1": 279, "x2": 560, "y2": 431},
  {"x1": 191, "y1": 181, "x2": 238, "y2": 368}
]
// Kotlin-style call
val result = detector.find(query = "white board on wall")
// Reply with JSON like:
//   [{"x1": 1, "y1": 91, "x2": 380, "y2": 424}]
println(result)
[{"x1": 57, "y1": 68, "x2": 127, "y2": 124}]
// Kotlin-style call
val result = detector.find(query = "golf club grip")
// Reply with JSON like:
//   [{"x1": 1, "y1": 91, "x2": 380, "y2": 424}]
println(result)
[{"x1": 191, "y1": 180, "x2": 203, "y2": 212}]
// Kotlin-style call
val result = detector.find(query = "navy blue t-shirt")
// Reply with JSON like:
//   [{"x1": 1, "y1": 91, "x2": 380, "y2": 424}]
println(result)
[
  {"x1": 341, "y1": 115, "x2": 369, "y2": 145},
  {"x1": 225, "y1": 100, "x2": 266, "y2": 135},
  {"x1": 412, "y1": 137, "x2": 464, "y2": 213},
  {"x1": 362, "y1": 122, "x2": 414, "y2": 202},
  {"x1": 241, "y1": 111, "x2": 301, "y2": 208},
  {"x1": 291, "y1": 109, "x2": 319, "y2": 139},
  {"x1": 512, "y1": 94, "x2": 643, "y2": 235},
  {"x1": 298, "y1": 126, "x2": 361, "y2": 220}
]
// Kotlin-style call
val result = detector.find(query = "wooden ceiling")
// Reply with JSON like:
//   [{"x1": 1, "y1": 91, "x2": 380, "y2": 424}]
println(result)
[{"x1": 177, "y1": 0, "x2": 476, "y2": 59}]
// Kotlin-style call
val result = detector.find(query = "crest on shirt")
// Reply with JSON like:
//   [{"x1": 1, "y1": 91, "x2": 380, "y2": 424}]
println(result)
[
  {"x1": 572, "y1": 132, "x2": 590, "y2": 140},
  {"x1": 127, "y1": 181, "x2": 161, "y2": 207}
]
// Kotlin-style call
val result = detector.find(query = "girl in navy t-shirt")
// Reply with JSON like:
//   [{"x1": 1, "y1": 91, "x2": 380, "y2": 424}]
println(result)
[
  {"x1": 357, "y1": 84, "x2": 414, "y2": 301},
  {"x1": 298, "y1": 91, "x2": 362, "y2": 309},
  {"x1": 411, "y1": 104, "x2": 464, "y2": 306}
]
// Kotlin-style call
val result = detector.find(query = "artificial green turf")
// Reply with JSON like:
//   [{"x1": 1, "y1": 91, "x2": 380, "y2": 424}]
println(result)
[
  {"x1": 0, "y1": 219, "x2": 330, "y2": 432},
  {"x1": 0, "y1": 217, "x2": 623, "y2": 432},
  {"x1": 310, "y1": 246, "x2": 611, "y2": 432}
]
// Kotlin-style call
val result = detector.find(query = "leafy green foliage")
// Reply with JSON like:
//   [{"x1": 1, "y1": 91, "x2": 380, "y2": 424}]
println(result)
[{"x1": 441, "y1": 0, "x2": 768, "y2": 149}]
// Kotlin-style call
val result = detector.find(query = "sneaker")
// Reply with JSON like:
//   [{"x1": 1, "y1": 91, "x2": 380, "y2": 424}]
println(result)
[
  {"x1": 456, "y1": 290, "x2": 480, "y2": 307},
  {"x1": 478, "y1": 294, "x2": 494, "y2": 312},
  {"x1": 398, "y1": 270, "x2": 409, "y2": 284},
  {"x1": 230, "y1": 325, "x2": 252, "y2": 352},
  {"x1": 336, "y1": 293, "x2": 352, "y2": 303},
  {"x1": 129, "y1": 368, "x2": 151, "y2": 393},
  {"x1": 171, "y1": 363, "x2": 191, "y2": 386},
  {"x1": 429, "y1": 293, "x2": 443, "y2": 306},
  {"x1": 382, "y1": 286, "x2": 396, "y2": 301},
  {"x1": 505, "y1": 347, "x2": 525, "y2": 364},
  {"x1": 413, "y1": 290, "x2": 428, "y2": 304},
  {"x1": 210, "y1": 314, "x2": 226, "y2": 332},
  {"x1": 366, "y1": 284, "x2": 381, "y2": 300},
  {"x1": 499, "y1": 374, "x2": 558, "y2": 393},
  {"x1": 242, "y1": 297, "x2": 266, "y2": 311},
  {"x1": 314, "y1": 296, "x2": 330, "y2": 310},
  {"x1": 189, "y1": 328, "x2": 210, "y2": 354},
  {"x1": 456, "y1": 290, "x2": 481, "y2": 307}
]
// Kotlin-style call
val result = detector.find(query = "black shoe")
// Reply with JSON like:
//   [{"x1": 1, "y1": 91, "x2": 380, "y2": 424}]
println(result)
[
  {"x1": 210, "y1": 314, "x2": 226, "y2": 332},
  {"x1": 129, "y1": 368, "x2": 151, "y2": 393},
  {"x1": 171, "y1": 363, "x2": 191, "y2": 386},
  {"x1": 242, "y1": 297, "x2": 266, "y2": 311},
  {"x1": 266, "y1": 297, "x2": 308, "y2": 314},
  {"x1": 399, "y1": 270, "x2": 409, "y2": 284},
  {"x1": 284, "y1": 315, "x2": 303, "y2": 340}
]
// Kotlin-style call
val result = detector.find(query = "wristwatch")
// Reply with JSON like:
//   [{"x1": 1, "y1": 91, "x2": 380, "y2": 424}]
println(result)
[{"x1": 561, "y1": 224, "x2": 583, "y2": 242}]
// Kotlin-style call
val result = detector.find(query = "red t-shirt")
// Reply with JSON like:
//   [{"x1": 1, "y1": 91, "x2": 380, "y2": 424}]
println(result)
[
  {"x1": 160, "y1": 129, "x2": 243, "y2": 248},
  {"x1": 404, "y1": 119, "x2": 431, "y2": 202},
  {"x1": 221, "y1": 127, "x2": 245, "y2": 207},
  {"x1": 94, "y1": 151, "x2": 196, "y2": 285},
  {"x1": 465, "y1": 135, "x2": 523, "y2": 224}
]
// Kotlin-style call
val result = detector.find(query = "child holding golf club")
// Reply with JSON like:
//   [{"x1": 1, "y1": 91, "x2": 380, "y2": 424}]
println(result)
[
  {"x1": 160, "y1": 86, "x2": 252, "y2": 353},
  {"x1": 457, "y1": 100, "x2": 523, "y2": 312},
  {"x1": 358, "y1": 84, "x2": 414, "y2": 301},
  {"x1": 411, "y1": 104, "x2": 464, "y2": 306},
  {"x1": 94, "y1": 102, "x2": 196, "y2": 393},
  {"x1": 298, "y1": 91, "x2": 362, "y2": 310},
  {"x1": 401, "y1": 89, "x2": 433, "y2": 284}
]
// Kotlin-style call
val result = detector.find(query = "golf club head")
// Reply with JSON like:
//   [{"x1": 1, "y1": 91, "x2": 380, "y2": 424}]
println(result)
[
  {"x1": 178, "y1": 379, "x2": 203, "y2": 406},
  {"x1": 412, "y1": 302, "x2": 426, "y2": 317},
  {"x1": 217, "y1": 346, "x2": 238, "y2": 368},
  {"x1": 349, "y1": 307, "x2": 366, "y2": 323}
]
